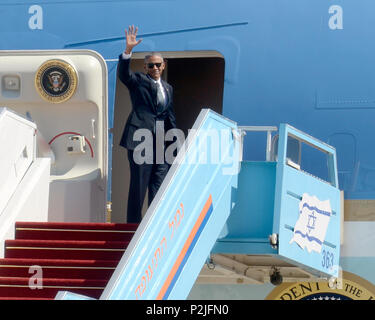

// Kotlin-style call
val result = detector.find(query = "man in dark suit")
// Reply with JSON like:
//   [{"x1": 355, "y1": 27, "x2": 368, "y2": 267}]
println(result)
[{"x1": 118, "y1": 25, "x2": 177, "y2": 223}]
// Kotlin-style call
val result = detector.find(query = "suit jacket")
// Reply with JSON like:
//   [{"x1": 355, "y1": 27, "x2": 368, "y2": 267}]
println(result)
[{"x1": 118, "y1": 54, "x2": 177, "y2": 150}]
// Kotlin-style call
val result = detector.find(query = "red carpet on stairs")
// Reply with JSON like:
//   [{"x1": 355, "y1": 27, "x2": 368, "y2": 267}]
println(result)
[{"x1": 0, "y1": 221, "x2": 138, "y2": 300}]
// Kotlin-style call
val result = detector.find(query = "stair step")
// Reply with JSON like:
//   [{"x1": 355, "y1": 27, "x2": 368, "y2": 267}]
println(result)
[
  {"x1": 0, "y1": 277, "x2": 106, "y2": 299},
  {"x1": 15, "y1": 222, "x2": 138, "y2": 241},
  {"x1": 0, "y1": 258, "x2": 119, "y2": 267},
  {"x1": 15, "y1": 221, "x2": 139, "y2": 231},
  {"x1": 0, "y1": 276, "x2": 107, "y2": 286},
  {"x1": 5, "y1": 248, "x2": 125, "y2": 260},
  {"x1": 0, "y1": 258, "x2": 118, "y2": 279},
  {"x1": 0, "y1": 221, "x2": 139, "y2": 299},
  {"x1": 5, "y1": 239, "x2": 130, "y2": 249},
  {"x1": 0, "y1": 297, "x2": 53, "y2": 300},
  {"x1": 5, "y1": 240, "x2": 129, "y2": 260}
]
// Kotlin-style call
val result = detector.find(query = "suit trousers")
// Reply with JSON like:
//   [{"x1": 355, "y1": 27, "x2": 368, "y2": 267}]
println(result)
[{"x1": 126, "y1": 149, "x2": 170, "y2": 223}]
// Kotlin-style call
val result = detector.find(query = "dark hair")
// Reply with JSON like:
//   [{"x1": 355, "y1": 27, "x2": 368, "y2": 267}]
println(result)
[{"x1": 144, "y1": 52, "x2": 164, "y2": 63}]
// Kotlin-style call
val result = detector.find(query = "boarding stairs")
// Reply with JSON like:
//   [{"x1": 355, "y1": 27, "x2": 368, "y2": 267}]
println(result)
[{"x1": 0, "y1": 108, "x2": 342, "y2": 300}]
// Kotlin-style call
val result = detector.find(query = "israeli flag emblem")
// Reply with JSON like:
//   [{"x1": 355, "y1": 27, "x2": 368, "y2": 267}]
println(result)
[{"x1": 290, "y1": 193, "x2": 332, "y2": 253}]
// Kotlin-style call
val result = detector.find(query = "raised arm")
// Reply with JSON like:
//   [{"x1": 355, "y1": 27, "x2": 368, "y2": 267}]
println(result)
[{"x1": 118, "y1": 25, "x2": 143, "y2": 86}]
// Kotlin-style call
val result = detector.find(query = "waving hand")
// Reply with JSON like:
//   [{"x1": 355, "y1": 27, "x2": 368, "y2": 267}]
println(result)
[{"x1": 124, "y1": 25, "x2": 142, "y2": 54}]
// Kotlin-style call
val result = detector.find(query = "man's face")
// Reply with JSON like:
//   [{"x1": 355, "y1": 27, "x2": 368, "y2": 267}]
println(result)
[{"x1": 144, "y1": 55, "x2": 165, "y2": 80}]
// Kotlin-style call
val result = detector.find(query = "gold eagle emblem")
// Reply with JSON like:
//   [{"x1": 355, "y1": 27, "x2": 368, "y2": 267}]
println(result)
[{"x1": 35, "y1": 59, "x2": 77, "y2": 103}]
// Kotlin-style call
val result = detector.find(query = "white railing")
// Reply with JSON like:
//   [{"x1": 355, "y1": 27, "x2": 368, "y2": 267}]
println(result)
[{"x1": 238, "y1": 126, "x2": 278, "y2": 162}]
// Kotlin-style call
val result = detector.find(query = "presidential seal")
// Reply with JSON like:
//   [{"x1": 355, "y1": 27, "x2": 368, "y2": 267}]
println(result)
[
  {"x1": 35, "y1": 59, "x2": 78, "y2": 103},
  {"x1": 266, "y1": 271, "x2": 375, "y2": 300}
]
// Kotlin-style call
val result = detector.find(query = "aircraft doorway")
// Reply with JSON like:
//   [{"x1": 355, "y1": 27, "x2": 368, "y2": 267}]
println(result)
[{"x1": 111, "y1": 51, "x2": 225, "y2": 222}]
